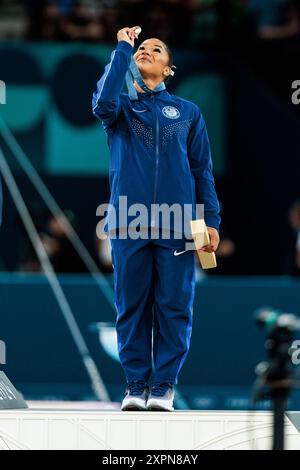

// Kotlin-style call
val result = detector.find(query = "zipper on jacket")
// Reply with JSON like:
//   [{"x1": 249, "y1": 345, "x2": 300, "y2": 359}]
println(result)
[{"x1": 151, "y1": 99, "x2": 160, "y2": 228}]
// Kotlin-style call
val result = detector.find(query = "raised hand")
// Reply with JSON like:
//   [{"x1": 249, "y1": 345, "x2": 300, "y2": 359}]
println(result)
[{"x1": 117, "y1": 26, "x2": 142, "y2": 47}]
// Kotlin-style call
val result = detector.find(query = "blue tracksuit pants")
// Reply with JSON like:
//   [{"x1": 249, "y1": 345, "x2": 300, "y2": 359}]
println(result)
[{"x1": 110, "y1": 229, "x2": 196, "y2": 385}]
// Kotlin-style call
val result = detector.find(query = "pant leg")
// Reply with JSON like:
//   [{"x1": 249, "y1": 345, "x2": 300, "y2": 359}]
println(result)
[
  {"x1": 152, "y1": 233, "x2": 196, "y2": 385},
  {"x1": 110, "y1": 233, "x2": 154, "y2": 383}
]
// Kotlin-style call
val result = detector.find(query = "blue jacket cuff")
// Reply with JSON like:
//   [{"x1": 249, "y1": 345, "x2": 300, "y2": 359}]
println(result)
[
  {"x1": 116, "y1": 41, "x2": 134, "y2": 56},
  {"x1": 205, "y1": 214, "x2": 221, "y2": 232}
]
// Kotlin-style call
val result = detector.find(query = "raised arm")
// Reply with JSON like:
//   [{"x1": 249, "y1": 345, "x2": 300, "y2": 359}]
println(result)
[{"x1": 92, "y1": 26, "x2": 139, "y2": 129}]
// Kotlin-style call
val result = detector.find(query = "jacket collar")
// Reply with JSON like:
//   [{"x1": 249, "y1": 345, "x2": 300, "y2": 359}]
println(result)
[{"x1": 138, "y1": 89, "x2": 169, "y2": 99}]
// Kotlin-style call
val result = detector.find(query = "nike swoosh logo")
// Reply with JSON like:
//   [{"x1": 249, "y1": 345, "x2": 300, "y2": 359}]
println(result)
[{"x1": 173, "y1": 249, "x2": 187, "y2": 256}]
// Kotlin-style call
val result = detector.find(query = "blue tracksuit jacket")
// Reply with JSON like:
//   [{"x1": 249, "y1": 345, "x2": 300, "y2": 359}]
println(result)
[
  {"x1": 92, "y1": 41, "x2": 220, "y2": 234},
  {"x1": 92, "y1": 41, "x2": 221, "y2": 386}
]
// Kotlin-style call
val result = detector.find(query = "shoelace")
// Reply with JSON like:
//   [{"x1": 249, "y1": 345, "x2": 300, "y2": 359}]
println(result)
[
  {"x1": 127, "y1": 380, "x2": 147, "y2": 396},
  {"x1": 151, "y1": 382, "x2": 173, "y2": 397}
]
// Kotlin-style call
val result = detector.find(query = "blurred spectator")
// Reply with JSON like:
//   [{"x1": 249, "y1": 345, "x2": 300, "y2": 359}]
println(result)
[
  {"x1": 208, "y1": 224, "x2": 238, "y2": 275},
  {"x1": 40, "y1": 2, "x2": 64, "y2": 41},
  {"x1": 247, "y1": 0, "x2": 300, "y2": 39},
  {"x1": 19, "y1": 211, "x2": 90, "y2": 273},
  {"x1": 0, "y1": 0, "x2": 26, "y2": 39},
  {"x1": 96, "y1": 236, "x2": 113, "y2": 273},
  {"x1": 263, "y1": 0, "x2": 300, "y2": 39},
  {"x1": 100, "y1": 4, "x2": 120, "y2": 42},
  {"x1": 42, "y1": 212, "x2": 89, "y2": 272},
  {"x1": 60, "y1": 0, "x2": 106, "y2": 41},
  {"x1": 24, "y1": 0, "x2": 75, "y2": 17},
  {"x1": 248, "y1": 0, "x2": 287, "y2": 33},
  {"x1": 284, "y1": 200, "x2": 300, "y2": 276},
  {"x1": 215, "y1": 233, "x2": 236, "y2": 272},
  {"x1": 17, "y1": 204, "x2": 49, "y2": 272},
  {"x1": 189, "y1": 0, "x2": 218, "y2": 44},
  {"x1": 188, "y1": 0, "x2": 255, "y2": 46},
  {"x1": 2, "y1": 0, "x2": 294, "y2": 45},
  {"x1": 24, "y1": 0, "x2": 64, "y2": 40}
]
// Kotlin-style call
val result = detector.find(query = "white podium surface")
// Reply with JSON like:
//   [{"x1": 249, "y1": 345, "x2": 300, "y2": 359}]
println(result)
[{"x1": 0, "y1": 408, "x2": 300, "y2": 450}]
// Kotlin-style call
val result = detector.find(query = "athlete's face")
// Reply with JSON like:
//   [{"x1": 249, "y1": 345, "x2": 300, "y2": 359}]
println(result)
[{"x1": 133, "y1": 38, "x2": 171, "y2": 82}]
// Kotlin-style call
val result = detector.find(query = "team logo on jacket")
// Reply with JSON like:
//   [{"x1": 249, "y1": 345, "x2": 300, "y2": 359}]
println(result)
[{"x1": 162, "y1": 106, "x2": 180, "y2": 119}]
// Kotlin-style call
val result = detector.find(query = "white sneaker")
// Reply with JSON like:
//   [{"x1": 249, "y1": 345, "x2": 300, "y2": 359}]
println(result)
[
  {"x1": 146, "y1": 383, "x2": 175, "y2": 411},
  {"x1": 121, "y1": 381, "x2": 149, "y2": 411}
]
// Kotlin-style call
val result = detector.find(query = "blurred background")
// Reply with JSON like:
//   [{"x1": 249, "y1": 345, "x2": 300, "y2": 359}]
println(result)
[{"x1": 0, "y1": 0, "x2": 300, "y2": 409}]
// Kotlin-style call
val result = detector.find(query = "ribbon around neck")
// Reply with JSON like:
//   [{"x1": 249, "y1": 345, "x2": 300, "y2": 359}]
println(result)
[{"x1": 125, "y1": 56, "x2": 166, "y2": 101}]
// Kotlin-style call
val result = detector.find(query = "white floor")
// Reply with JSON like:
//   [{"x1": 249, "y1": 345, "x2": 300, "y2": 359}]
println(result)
[{"x1": 0, "y1": 406, "x2": 300, "y2": 450}]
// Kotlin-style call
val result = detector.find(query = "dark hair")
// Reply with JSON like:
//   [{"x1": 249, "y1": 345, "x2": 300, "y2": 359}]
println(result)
[
  {"x1": 161, "y1": 41, "x2": 175, "y2": 83},
  {"x1": 162, "y1": 42, "x2": 173, "y2": 67}
]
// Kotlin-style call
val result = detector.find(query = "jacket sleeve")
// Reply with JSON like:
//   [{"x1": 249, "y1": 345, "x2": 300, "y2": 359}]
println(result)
[
  {"x1": 187, "y1": 105, "x2": 221, "y2": 231},
  {"x1": 92, "y1": 41, "x2": 133, "y2": 130}
]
